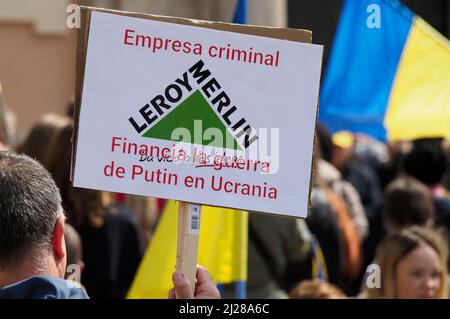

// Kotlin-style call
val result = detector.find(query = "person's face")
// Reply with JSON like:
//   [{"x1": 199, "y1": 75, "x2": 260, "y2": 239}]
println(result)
[{"x1": 395, "y1": 244, "x2": 442, "y2": 299}]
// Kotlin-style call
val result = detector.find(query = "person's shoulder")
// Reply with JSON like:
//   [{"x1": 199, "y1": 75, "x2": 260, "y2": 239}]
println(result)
[{"x1": 0, "y1": 276, "x2": 89, "y2": 299}]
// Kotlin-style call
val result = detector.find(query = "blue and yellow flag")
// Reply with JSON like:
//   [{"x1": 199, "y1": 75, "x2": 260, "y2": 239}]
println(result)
[
  {"x1": 233, "y1": 0, "x2": 248, "y2": 25},
  {"x1": 127, "y1": 200, "x2": 248, "y2": 299},
  {"x1": 319, "y1": 0, "x2": 450, "y2": 141}
]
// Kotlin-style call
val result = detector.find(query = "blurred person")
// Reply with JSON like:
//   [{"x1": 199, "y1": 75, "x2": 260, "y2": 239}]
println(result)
[
  {"x1": 329, "y1": 131, "x2": 385, "y2": 293},
  {"x1": 46, "y1": 122, "x2": 143, "y2": 298},
  {"x1": 364, "y1": 226, "x2": 448, "y2": 299},
  {"x1": 331, "y1": 131, "x2": 383, "y2": 219},
  {"x1": 289, "y1": 279, "x2": 346, "y2": 299},
  {"x1": 403, "y1": 138, "x2": 450, "y2": 266},
  {"x1": 376, "y1": 140, "x2": 412, "y2": 191},
  {"x1": 317, "y1": 158, "x2": 368, "y2": 239},
  {"x1": 306, "y1": 181, "x2": 347, "y2": 289},
  {"x1": 361, "y1": 176, "x2": 436, "y2": 292},
  {"x1": 316, "y1": 123, "x2": 334, "y2": 163},
  {"x1": 403, "y1": 138, "x2": 450, "y2": 219},
  {"x1": 16, "y1": 113, "x2": 70, "y2": 167},
  {"x1": 353, "y1": 133, "x2": 389, "y2": 168},
  {"x1": 312, "y1": 173, "x2": 363, "y2": 293},
  {"x1": 383, "y1": 176, "x2": 435, "y2": 233},
  {"x1": 404, "y1": 138, "x2": 447, "y2": 195},
  {"x1": 317, "y1": 125, "x2": 368, "y2": 239},
  {"x1": 64, "y1": 223, "x2": 84, "y2": 280},
  {"x1": 123, "y1": 194, "x2": 160, "y2": 249},
  {"x1": 247, "y1": 212, "x2": 331, "y2": 298},
  {"x1": 310, "y1": 143, "x2": 363, "y2": 292}
]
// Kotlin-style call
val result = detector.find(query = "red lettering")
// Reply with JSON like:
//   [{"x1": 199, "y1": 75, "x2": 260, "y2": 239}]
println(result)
[
  {"x1": 116, "y1": 166, "x2": 125, "y2": 178},
  {"x1": 153, "y1": 38, "x2": 163, "y2": 53},
  {"x1": 131, "y1": 165, "x2": 143, "y2": 180},
  {"x1": 183, "y1": 41, "x2": 192, "y2": 53},
  {"x1": 208, "y1": 45, "x2": 217, "y2": 57},
  {"x1": 124, "y1": 29, "x2": 134, "y2": 45},
  {"x1": 172, "y1": 40, "x2": 181, "y2": 52},
  {"x1": 184, "y1": 175, "x2": 194, "y2": 188},
  {"x1": 162, "y1": 148, "x2": 171, "y2": 159},
  {"x1": 111, "y1": 136, "x2": 121, "y2": 152}
]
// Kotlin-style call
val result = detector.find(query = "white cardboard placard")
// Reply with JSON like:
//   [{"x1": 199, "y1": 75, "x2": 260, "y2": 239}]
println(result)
[{"x1": 73, "y1": 11, "x2": 323, "y2": 218}]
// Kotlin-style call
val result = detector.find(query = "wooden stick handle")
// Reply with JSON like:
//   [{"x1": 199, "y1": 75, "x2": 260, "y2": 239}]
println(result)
[{"x1": 176, "y1": 201, "x2": 201, "y2": 295}]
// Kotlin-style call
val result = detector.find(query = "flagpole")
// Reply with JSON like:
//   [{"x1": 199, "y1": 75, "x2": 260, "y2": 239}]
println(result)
[{"x1": 176, "y1": 201, "x2": 201, "y2": 295}]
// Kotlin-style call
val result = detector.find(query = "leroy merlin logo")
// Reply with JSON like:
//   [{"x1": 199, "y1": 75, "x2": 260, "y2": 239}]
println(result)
[{"x1": 128, "y1": 60, "x2": 258, "y2": 150}]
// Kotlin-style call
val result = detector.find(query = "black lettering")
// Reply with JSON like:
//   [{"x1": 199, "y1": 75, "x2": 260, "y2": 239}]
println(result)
[
  {"x1": 139, "y1": 104, "x2": 158, "y2": 125},
  {"x1": 151, "y1": 95, "x2": 171, "y2": 115},
  {"x1": 175, "y1": 72, "x2": 192, "y2": 92},
  {"x1": 244, "y1": 130, "x2": 258, "y2": 148},
  {"x1": 211, "y1": 91, "x2": 230, "y2": 113},
  {"x1": 231, "y1": 118, "x2": 246, "y2": 131},
  {"x1": 165, "y1": 84, "x2": 183, "y2": 103},
  {"x1": 236, "y1": 124, "x2": 250, "y2": 138},
  {"x1": 129, "y1": 116, "x2": 148, "y2": 133},
  {"x1": 188, "y1": 60, "x2": 211, "y2": 84},
  {"x1": 222, "y1": 106, "x2": 237, "y2": 125},
  {"x1": 201, "y1": 78, "x2": 221, "y2": 98}
]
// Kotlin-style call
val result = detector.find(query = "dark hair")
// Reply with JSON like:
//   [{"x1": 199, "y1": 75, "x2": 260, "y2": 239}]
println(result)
[
  {"x1": 46, "y1": 122, "x2": 109, "y2": 229},
  {"x1": 403, "y1": 138, "x2": 447, "y2": 186},
  {"x1": 0, "y1": 152, "x2": 62, "y2": 270},
  {"x1": 383, "y1": 175, "x2": 434, "y2": 228},
  {"x1": 16, "y1": 113, "x2": 70, "y2": 168},
  {"x1": 317, "y1": 123, "x2": 333, "y2": 162}
]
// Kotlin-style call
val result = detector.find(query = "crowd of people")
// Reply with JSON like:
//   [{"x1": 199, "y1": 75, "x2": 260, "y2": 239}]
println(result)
[
  {"x1": 247, "y1": 125, "x2": 450, "y2": 299},
  {"x1": 1, "y1": 102, "x2": 450, "y2": 299}
]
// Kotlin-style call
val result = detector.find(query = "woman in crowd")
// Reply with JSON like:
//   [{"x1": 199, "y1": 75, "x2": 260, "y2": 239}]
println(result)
[
  {"x1": 46, "y1": 121, "x2": 143, "y2": 299},
  {"x1": 16, "y1": 113, "x2": 69, "y2": 167},
  {"x1": 365, "y1": 226, "x2": 448, "y2": 299}
]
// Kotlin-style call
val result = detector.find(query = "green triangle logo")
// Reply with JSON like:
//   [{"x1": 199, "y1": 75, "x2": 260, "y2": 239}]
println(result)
[{"x1": 142, "y1": 90, "x2": 241, "y2": 150}]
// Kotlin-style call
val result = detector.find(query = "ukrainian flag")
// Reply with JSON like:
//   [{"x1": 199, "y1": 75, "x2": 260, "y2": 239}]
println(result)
[
  {"x1": 127, "y1": 201, "x2": 248, "y2": 299},
  {"x1": 319, "y1": 0, "x2": 450, "y2": 141}
]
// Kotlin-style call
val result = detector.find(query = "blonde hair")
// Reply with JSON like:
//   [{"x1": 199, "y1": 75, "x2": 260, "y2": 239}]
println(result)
[
  {"x1": 367, "y1": 226, "x2": 448, "y2": 299},
  {"x1": 289, "y1": 279, "x2": 346, "y2": 299}
]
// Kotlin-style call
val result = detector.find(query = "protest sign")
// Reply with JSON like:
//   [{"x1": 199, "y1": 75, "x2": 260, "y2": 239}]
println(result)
[
  {"x1": 73, "y1": 8, "x2": 323, "y2": 219},
  {"x1": 73, "y1": 7, "x2": 322, "y2": 288}
]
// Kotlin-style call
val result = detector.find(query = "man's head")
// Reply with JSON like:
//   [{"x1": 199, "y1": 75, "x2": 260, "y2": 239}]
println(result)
[
  {"x1": 383, "y1": 175, "x2": 434, "y2": 232},
  {"x1": 403, "y1": 138, "x2": 447, "y2": 187},
  {"x1": 0, "y1": 152, "x2": 66, "y2": 282}
]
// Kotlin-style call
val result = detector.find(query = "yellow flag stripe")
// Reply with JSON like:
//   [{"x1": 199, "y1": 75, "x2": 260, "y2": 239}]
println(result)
[
  {"x1": 385, "y1": 17, "x2": 450, "y2": 141},
  {"x1": 127, "y1": 201, "x2": 248, "y2": 299}
]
